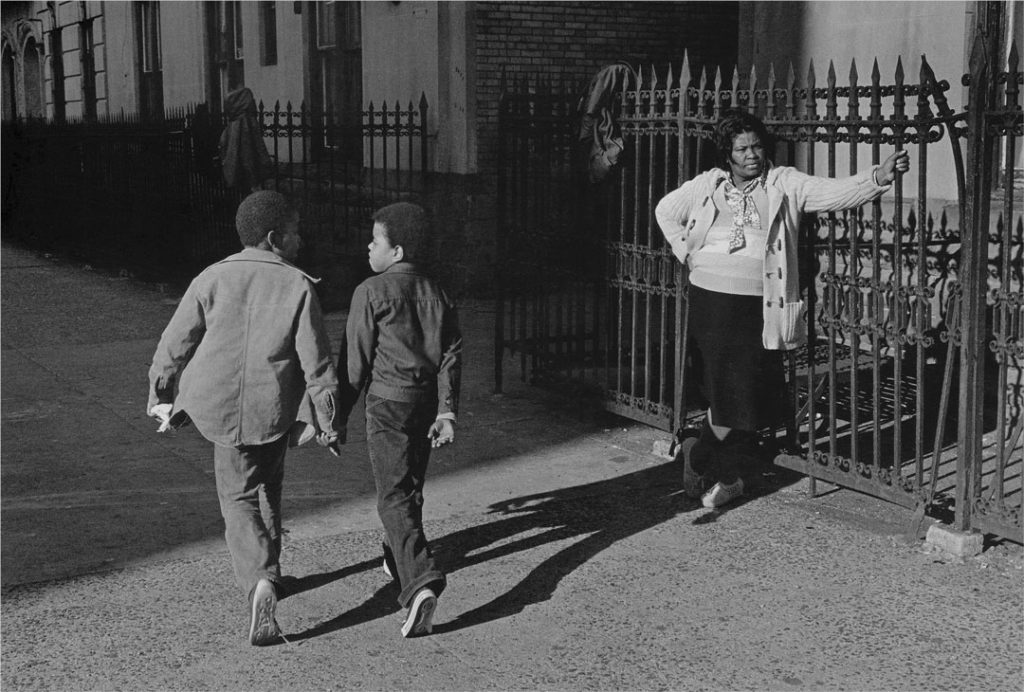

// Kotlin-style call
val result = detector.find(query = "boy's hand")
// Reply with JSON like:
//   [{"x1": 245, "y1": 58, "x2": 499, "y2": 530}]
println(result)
[
  {"x1": 149, "y1": 403, "x2": 173, "y2": 433},
  {"x1": 428, "y1": 419, "x2": 455, "y2": 448},
  {"x1": 316, "y1": 430, "x2": 344, "y2": 457}
]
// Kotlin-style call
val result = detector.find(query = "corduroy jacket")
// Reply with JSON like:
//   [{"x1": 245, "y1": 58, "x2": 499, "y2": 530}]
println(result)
[
  {"x1": 655, "y1": 165, "x2": 891, "y2": 350},
  {"x1": 148, "y1": 248, "x2": 339, "y2": 446}
]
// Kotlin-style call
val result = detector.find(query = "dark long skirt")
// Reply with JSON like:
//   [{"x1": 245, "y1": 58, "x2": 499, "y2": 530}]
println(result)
[{"x1": 687, "y1": 284, "x2": 785, "y2": 432}]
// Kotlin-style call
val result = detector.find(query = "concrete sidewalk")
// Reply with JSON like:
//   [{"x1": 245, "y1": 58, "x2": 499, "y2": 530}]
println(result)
[{"x1": 2, "y1": 242, "x2": 1022, "y2": 691}]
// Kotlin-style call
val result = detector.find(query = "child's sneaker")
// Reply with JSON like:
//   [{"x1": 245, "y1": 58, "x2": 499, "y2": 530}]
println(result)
[
  {"x1": 400, "y1": 587, "x2": 437, "y2": 638},
  {"x1": 249, "y1": 578, "x2": 282, "y2": 646},
  {"x1": 382, "y1": 542, "x2": 398, "y2": 581},
  {"x1": 701, "y1": 479, "x2": 744, "y2": 509}
]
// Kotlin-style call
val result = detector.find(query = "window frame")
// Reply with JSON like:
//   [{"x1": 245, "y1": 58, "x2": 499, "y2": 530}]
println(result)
[{"x1": 259, "y1": 1, "x2": 277, "y2": 66}]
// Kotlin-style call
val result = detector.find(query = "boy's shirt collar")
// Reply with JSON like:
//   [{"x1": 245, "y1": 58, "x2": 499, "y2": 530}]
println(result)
[{"x1": 382, "y1": 262, "x2": 421, "y2": 275}]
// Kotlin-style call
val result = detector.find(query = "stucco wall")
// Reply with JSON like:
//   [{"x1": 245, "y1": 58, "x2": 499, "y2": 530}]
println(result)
[
  {"x1": 158, "y1": 1, "x2": 205, "y2": 108},
  {"x1": 7, "y1": 0, "x2": 114, "y2": 120},
  {"x1": 738, "y1": 0, "x2": 972, "y2": 202},
  {"x1": 100, "y1": 1, "x2": 137, "y2": 116},
  {"x1": 740, "y1": 0, "x2": 971, "y2": 95},
  {"x1": 362, "y1": 1, "x2": 462, "y2": 173},
  {"x1": 241, "y1": 1, "x2": 306, "y2": 111}
]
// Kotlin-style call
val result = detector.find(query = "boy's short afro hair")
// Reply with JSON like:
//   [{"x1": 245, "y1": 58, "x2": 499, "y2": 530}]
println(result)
[
  {"x1": 373, "y1": 202, "x2": 431, "y2": 262},
  {"x1": 235, "y1": 190, "x2": 297, "y2": 246}
]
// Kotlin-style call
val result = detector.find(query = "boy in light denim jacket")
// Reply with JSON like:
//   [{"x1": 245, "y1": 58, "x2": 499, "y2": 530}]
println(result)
[
  {"x1": 338, "y1": 202, "x2": 462, "y2": 637},
  {"x1": 148, "y1": 191, "x2": 341, "y2": 645}
]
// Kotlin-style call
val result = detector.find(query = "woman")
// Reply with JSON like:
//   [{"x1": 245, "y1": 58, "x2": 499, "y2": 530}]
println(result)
[{"x1": 655, "y1": 109, "x2": 909, "y2": 508}]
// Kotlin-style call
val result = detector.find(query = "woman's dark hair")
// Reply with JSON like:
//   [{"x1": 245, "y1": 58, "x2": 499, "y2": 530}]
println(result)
[{"x1": 716, "y1": 109, "x2": 773, "y2": 167}]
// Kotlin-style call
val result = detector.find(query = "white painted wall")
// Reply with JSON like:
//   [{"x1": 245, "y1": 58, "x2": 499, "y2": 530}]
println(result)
[
  {"x1": 362, "y1": 0, "x2": 438, "y2": 114},
  {"x1": 738, "y1": 1, "x2": 971, "y2": 202},
  {"x1": 158, "y1": 1, "x2": 205, "y2": 108},
  {"x1": 436, "y1": 1, "x2": 474, "y2": 174},
  {"x1": 241, "y1": 0, "x2": 306, "y2": 111},
  {"x1": 362, "y1": 0, "x2": 473, "y2": 174},
  {"x1": 101, "y1": 0, "x2": 138, "y2": 116}
]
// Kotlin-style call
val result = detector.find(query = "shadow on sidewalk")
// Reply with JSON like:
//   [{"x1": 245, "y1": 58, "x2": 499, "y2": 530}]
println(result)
[{"x1": 282, "y1": 458, "x2": 798, "y2": 641}]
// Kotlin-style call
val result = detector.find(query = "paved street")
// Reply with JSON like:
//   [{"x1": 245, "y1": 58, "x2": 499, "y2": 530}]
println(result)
[{"x1": 2, "y1": 241, "x2": 1022, "y2": 691}]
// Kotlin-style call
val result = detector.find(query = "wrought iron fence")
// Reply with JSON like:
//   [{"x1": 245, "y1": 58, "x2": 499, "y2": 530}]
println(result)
[
  {"x1": 950, "y1": 35, "x2": 1022, "y2": 541},
  {"x1": 496, "y1": 43, "x2": 1022, "y2": 543},
  {"x1": 1, "y1": 97, "x2": 429, "y2": 289}
]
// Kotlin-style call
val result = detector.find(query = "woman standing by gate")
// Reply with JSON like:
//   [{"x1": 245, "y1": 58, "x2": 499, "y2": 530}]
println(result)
[{"x1": 655, "y1": 109, "x2": 909, "y2": 509}]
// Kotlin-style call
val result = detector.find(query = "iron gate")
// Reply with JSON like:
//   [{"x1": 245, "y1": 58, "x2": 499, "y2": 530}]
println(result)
[
  {"x1": 495, "y1": 73, "x2": 683, "y2": 431},
  {"x1": 496, "y1": 39, "x2": 1021, "y2": 543}
]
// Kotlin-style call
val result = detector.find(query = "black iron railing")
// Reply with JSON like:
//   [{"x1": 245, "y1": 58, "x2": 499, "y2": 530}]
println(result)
[
  {"x1": 1, "y1": 97, "x2": 429, "y2": 295},
  {"x1": 496, "y1": 42, "x2": 1022, "y2": 543}
]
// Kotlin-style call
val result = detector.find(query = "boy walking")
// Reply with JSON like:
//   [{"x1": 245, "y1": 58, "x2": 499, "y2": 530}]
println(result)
[
  {"x1": 338, "y1": 202, "x2": 462, "y2": 637},
  {"x1": 147, "y1": 191, "x2": 341, "y2": 645}
]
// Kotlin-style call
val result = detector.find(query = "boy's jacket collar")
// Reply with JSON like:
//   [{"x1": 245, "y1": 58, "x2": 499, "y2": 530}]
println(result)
[
  {"x1": 382, "y1": 262, "x2": 422, "y2": 275},
  {"x1": 217, "y1": 248, "x2": 321, "y2": 283}
]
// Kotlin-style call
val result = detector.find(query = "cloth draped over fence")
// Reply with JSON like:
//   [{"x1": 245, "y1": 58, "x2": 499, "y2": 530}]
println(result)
[
  {"x1": 578, "y1": 62, "x2": 636, "y2": 183},
  {"x1": 218, "y1": 88, "x2": 273, "y2": 191}
]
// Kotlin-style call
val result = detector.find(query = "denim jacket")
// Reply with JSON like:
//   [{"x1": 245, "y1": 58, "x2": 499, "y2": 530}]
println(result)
[
  {"x1": 338, "y1": 263, "x2": 461, "y2": 423},
  {"x1": 147, "y1": 248, "x2": 339, "y2": 446}
]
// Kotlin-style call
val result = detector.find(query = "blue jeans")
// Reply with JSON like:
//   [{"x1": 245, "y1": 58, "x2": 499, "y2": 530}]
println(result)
[
  {"x1": 365, "y1": 393, "x2": 447, "y2": 607},
  {"x1": 213, "y1": 436, "x2": 287, "y2": 598}
]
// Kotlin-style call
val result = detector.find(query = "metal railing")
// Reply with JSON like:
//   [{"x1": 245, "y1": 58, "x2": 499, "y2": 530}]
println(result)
[
  {"x1": 1, "y1": 97, "x2": 429, "y2": 287},
  {"x1": 496, "y1": 42, "x2": 1022, "y2": 543}
]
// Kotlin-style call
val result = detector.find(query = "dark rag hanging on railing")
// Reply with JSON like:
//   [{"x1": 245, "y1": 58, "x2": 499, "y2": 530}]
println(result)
[
  {"x1": 218, "y1": 87, "x2": 273, "y2": 191},
  {"x1": 578, "y1": 62, "x2": 636, "y2": 183}
]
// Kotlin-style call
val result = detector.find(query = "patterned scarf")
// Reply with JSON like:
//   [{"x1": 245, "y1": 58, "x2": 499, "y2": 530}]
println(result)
[{"x1": 722, "y1": 174, "x2": 766, "y2": 253}]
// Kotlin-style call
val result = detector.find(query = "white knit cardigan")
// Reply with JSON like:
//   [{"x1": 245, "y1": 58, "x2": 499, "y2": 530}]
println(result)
[{"x1": 655, "y1": 165, "x2": 890, "y2": 350}]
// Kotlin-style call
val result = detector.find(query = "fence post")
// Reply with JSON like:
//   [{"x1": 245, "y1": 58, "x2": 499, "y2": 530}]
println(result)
[
  {"x1": 956, "y1": 2, "x2": 1004, "y2": 532},
  {"x1": 419, "y1": 92, "x2": 429, "y2": 191},
  {"x1": 495, "y1": 87, "x2": 508, "y2": 394},
  {"x1": 671, "y1": 53, "x2": 692, "y2": 434}
]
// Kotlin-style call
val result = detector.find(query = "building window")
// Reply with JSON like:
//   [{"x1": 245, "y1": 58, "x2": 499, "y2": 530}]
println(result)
[
  {"x1": 135, "y1": 1, "x2": 164, "y2": 120},
  {"x1": 312, "y1": 0, "x2": 361, "y2": 154},
  {"x1": 2, "y1": 45, "x2": 15, "y2": 121},
  {"x1": 47, "y1": 3, "x2": 66, "y2": 122},
  {"x1": 316, "y1": 0, "x2": 336, "y2": 115},
  {"x1": 139, "y1": 1, "x2": 161, "y2": 74},
  {"x1": 231, "y1": 2, "x2": 243, "y2": 61},
  {"x1": 23, "y1": 38, "x2": 43, "y2": 118},
  {"x1": 207, "y1": 0, "x2": 244, "y2": 111},
  {"x1": 80, "y1": 13, "x2": 97, "y2": 120},
  {"x1": 259, "y1": 2, "x2": 277, "y2": 66}
]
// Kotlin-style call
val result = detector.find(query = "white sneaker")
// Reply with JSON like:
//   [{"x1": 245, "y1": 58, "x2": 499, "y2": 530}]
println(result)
[
  {"x1": 400, "y1": 587, "x2": 437, "y2": 638},
  {"x1": 702, "y1": 479, "x2": 744, "y2": 509},
  {"x1": 248, "y1": 578, "x2": 282, "y2": 646}
]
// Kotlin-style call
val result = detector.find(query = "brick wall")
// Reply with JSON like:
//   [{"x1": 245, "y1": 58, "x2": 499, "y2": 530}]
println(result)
[
  {"x1": 474, "y1": 1, "x2": 740, "y2": 176},
  {"x1": 434, "y1": 1, "x2": 739, "y2": 296}
]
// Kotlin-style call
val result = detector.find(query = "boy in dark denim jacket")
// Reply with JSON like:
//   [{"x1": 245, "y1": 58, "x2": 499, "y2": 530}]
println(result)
[
  {"x1": 338, "y1": 202, "x2": 462, "y2": 637},
  {"x1": 148, "y1": 191, "x2": 341, "y2": 645}
]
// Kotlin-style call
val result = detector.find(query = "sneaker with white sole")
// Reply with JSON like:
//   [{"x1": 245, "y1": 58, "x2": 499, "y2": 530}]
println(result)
[
  {"x1": 400, "y1": 587, "x2": 437, "y2": 638},
  {"x1": 701, "y1": 479, "x2": 744, "y2": 509},
  {"x1": 249, "y1": 578, "x2": 282, "y2": 646}
]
